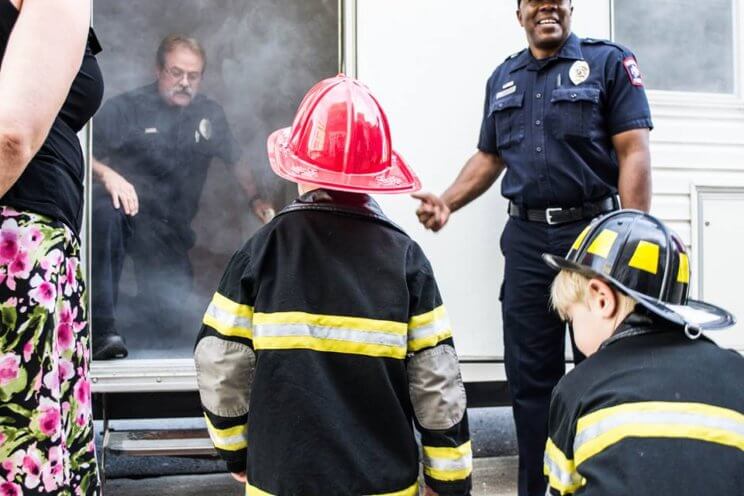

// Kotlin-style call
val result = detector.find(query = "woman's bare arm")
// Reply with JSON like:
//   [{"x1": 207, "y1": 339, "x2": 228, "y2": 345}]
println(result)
[{"x1": 0, "y1": 0, "x2": 91, "y2": 195}]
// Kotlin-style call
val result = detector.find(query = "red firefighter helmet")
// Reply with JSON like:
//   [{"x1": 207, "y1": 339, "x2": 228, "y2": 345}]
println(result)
[{"x1": 267, "y1": 74, "x2": 421, "y2": 194}]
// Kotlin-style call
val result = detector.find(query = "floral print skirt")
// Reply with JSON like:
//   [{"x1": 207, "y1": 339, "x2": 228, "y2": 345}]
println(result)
[{"x1": 0, "y1": 207, "x2": 99, "y2": 495}]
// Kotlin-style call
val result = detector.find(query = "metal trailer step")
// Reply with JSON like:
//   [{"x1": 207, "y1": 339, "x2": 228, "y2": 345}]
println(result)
[{"x1": 106, "y1": 429, "x2": 216, "y2": 457}]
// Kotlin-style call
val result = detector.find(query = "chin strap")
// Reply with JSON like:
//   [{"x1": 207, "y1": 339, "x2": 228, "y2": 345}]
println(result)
[{"x1": 684, "y1": 323, "x2": 702, "y2": 340}]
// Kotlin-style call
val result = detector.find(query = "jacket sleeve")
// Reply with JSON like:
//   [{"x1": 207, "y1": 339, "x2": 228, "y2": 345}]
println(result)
[
  {"x1": 405, "y1": 243, "x2": 472, "y2": 495},
  {"x1": 194, "y1": 248, "x2": 256, "y2": 474},
  {"x1": 545, "y1": 382, "x2": 583, "y2": 495}
]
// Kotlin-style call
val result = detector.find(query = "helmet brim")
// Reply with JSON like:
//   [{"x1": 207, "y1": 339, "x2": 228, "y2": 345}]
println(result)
[
  {"x1": 543, "y1": 253, "x2": 736, "y2": 331},
  {"x1": 267, "y1": 128, "x2": 422, "y2": 194}
]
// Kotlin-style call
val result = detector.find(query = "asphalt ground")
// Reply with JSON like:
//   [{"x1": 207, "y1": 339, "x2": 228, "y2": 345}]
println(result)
[{"x1": 105, "y1": 456, "x2": 519, "y2": 496}]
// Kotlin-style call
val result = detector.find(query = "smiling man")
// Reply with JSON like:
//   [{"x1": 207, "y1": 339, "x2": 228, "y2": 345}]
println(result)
[{"x1": 413, "y1": 1, "x2": 653, "y2": 495}]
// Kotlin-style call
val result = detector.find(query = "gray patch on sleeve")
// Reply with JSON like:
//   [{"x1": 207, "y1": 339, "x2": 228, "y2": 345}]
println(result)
[
  {"x1": 407, "y1": 344, "x2": 467, "y2": 430},
  {"x1": 194, "y1": 337, "x2": 255, "y2": 417}
]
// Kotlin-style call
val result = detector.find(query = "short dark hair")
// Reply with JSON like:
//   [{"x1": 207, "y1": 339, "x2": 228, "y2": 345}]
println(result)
[
  {"x1": 156, "y1": 34, "x2": 207, "y2": 71},
  {"x1": 518, "y1": 0, "x2": 572, "y2": 7}
]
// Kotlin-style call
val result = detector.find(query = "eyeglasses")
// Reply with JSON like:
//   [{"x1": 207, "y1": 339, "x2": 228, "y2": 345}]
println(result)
[{"x1": 164, "y1": 66, "x2": 202, "y2": 83}]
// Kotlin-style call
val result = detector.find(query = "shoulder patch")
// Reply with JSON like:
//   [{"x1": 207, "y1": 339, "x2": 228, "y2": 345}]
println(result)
[{"x1": 623, "y1": 56, "x2": 644, "y2": 87}]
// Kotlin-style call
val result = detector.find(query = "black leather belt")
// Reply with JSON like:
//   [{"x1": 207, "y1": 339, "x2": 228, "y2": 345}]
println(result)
[{"x1": 508, "y1": 197, "x2": 619, "y2": 225}]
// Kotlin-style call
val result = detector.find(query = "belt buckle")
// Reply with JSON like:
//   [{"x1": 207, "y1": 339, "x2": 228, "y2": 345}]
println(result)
[{"x1": 545, "y1": 207, "x2": 562, "y2": 225}]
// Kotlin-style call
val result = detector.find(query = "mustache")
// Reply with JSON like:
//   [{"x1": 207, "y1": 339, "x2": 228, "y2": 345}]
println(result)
[{"x1": 170, "y1": 87, "x2": 194, "y2": 97}]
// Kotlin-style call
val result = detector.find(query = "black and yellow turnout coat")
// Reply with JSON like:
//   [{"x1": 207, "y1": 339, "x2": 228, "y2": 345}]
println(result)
[
  {"x1": 545, "y1": 313, "x2": 744, "y2": 495},
  {"x1": 194, "y1": 189, "x2": 472, "y2": 495}
]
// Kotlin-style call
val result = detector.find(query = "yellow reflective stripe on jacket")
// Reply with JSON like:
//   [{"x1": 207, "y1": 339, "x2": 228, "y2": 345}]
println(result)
[
  {"x1": 203, "y1": 292, "x2": 254, "y2": 339},
  {"x1": 369, "y1": 481, "x2": 419, "y2": 496},
  {"x1": 204, "y1": 415, "x2": 248, "y2": 452},
  {"x1": 246, "y1": 483, "x2": 272, "y2": 496},
  {"x1": 543, "y1": 438, "x2": 583, "y2": 495},
  {"x1": 252, "y1": 311, "x2": 408, "y2": 359},
  {"x1": 574, "y1": 401, "x2": 744, "y2": 467},
  {"x1": 246, "y1": 480, "x2": 418, "y2": 496},
  {"x1": 408, "y1": 305, "x2": 453, "y2": 352},
  {"x1": 422, "y1": 441, "x2": 473, "y2": 481}
]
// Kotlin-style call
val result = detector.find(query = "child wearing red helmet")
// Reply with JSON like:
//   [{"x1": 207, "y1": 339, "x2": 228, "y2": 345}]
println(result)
[
  {"x1": 194, "y1": 75, "x2": 472, "y2": 495},
  {"x1": 542, "y1": 210, "x2": 744, "y2": 495}
]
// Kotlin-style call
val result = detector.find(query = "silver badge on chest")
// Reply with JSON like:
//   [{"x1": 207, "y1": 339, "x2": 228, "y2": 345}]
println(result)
[
  {"x1": 196, "y1": 118, "x2": 212, "y2": 143},
  {"x1": 569, "y1": 60, "x2": 590, "y2": 86}
]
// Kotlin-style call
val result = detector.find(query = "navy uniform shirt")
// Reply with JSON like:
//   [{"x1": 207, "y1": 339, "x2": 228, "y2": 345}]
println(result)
[
  {"x1": 93, "y1": 83, "x2": 241, "y2": 225},
  {"x1": 478, "y1": 33, "x2": 653, "y2": 209}
]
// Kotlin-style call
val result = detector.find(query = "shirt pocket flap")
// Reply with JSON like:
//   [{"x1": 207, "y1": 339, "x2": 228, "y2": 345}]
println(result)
[
  {"x1": 489, "y1": 93, "x2": 525, "y2": 115},
  {"x1": 551, "y1": 87, "x2": 600, "y2": 104}
]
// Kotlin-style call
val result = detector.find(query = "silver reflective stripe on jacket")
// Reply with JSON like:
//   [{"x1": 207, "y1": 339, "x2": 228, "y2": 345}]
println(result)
[{"x1": 194, "y1": 336, "x2": 255, "y2": 417}]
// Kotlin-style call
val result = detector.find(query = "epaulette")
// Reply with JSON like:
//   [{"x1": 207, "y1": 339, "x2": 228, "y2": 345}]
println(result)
[
  {"x1": 505, "y1": 48, "x2": 526, "y2": 61},
  {"x1": 582, "y1": 37, "x2": 629, "y2": 53}
]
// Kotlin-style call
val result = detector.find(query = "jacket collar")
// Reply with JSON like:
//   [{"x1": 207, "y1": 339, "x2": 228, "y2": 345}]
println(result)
[
  {"x1": 276, "y1": 188, "x2": 406, "y2": 234},
  {"x1": 509, "y1": 32, "x2": 583, "y2": 73},
  {"x1": 599, "y1": 311, "x2": 712, "y2": 350}
]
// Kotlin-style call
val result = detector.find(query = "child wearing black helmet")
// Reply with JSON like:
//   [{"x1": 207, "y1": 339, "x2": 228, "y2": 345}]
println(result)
[{"x1": 542, "y1": 209, "x2": 744, "y2": 495}]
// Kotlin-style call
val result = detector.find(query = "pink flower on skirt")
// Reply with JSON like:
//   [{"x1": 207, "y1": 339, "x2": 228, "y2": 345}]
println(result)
[
  {"x1": 8, "y1": 251, "x2": 31, "y2": 278},
  {"x1": 0, "y1": 480, "x2": 22, "y2": 496},
  {"x1": 73, "y1": 379, "x2": 92, "y2": 427},
  {"x1": 73, "y1": 378, "x2": 91, "y2": 407},
  {"x1": 63, "y1": 257, "x2": 79, "y2": 296},
  {"x1": 22, "y1": 447, "x2": 43, "y2": 489},
  {"x1": 22, "y1": 341, "x2": 33, "y2": 363},
  {"x1": 31, "y1": 371, "x2": 42, "y2": 393},
  {"x1": 0, "y1": 353, "x2": 20, "y2": 386},
  {"x1": 41, "y1": 446, "x2": 65, "y2": 492},
  {"x1": 29, "y1": 274, "x2": 57, "y2": 312},
  {"x1": 40, "y1": 249, "x2": 63, "y2": 280},
  {"x1": 1, "y1": 451, "x2": 24, "y2": 482},
  {"x1": 0, "y1": 219, "x2": 19, "y2": 265},
  {"x1": 5, "y1": 250, "x2": 31, "y2": 291},
  {"x1": 56, "y1": 321, "x2": 74, "y2": 351},
  {"x1": 20, "y1": 226, "x2": 43, "y2": 252},
  {"x1": 36, "y1": 398, "x2": 61, "y2": 439},
  {"x1": 0, "y1": 207, "x2": 20, "y2": 217},
  {"x1": 58, "y1": 359, "x2": 75, "y2": 383},
  {"x1": 42, "y1": 370, "x2": 60, "y2": 398}
]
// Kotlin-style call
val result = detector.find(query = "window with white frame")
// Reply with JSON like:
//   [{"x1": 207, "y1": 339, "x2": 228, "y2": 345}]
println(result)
[{"x1": 613, "y1": 0, "x2": 736, "y2": 94}]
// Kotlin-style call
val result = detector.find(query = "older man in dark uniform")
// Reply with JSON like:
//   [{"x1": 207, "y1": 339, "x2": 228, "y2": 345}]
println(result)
[
  {"x1": 91, "y1": 34, "x2": 273, "y2": 360},
  {"x1": 414, "y1": 1, "x2": 652, "y2": 494}
]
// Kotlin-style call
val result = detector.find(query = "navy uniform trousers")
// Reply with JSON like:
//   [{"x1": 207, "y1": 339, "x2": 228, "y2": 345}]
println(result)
[
  {"x1": 91, "y1": 184, "x2": 196, "y2": 338},
  {"x1": 500, "y1": 216, "x2": 586, "y2": 496}
]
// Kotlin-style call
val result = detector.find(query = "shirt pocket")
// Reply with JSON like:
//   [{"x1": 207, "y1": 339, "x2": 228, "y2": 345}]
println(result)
[
  {"x1": 549, "y1": 86, "x2": 601, "y2": 139},
  {"x1": 135, "y1": 131, "x2": 177, "y2": 178},
  {"x1": 489, "y1": 93, "x2": 525, "y2": 150}
]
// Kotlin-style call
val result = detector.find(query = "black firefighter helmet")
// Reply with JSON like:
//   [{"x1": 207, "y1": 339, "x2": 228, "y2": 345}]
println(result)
[{"x1": 542, "y1": 210, "x2": 735, "y2": 334}]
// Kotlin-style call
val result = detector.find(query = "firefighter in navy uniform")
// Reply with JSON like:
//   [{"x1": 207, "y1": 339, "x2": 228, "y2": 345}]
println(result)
[
  {"x1": 194, "y1": 75, "x2": 472, "y2": 495},
  {"x1": 91, "y1": 34, "x2": 273, "y2": 359},
  {"x1": 414, "y1": 2, "x2": 652, "y2": 494},
  {"x1": 542, "y1": 210, "x2": 744, "y2": 495}
]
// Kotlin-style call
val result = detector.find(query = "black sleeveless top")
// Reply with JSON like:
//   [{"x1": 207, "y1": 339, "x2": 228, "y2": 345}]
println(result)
[{"x1": 0, "y1": 0, "x2": 104, "y2": 234}]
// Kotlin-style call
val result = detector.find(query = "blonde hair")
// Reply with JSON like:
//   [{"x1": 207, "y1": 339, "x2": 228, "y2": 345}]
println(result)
[{"x1": 550, "y1": 270, "x2": 637, "y2": 321}]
